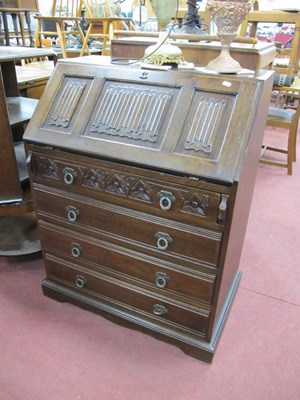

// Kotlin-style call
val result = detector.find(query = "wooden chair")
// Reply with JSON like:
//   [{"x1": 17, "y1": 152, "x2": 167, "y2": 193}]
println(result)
[
  {"x1": 34, "y1": 0, "x2": 88, "y2": 58},
  {"x1": 260, "y1": 102, "x2": 300, "y2": 175},
  {"x1": 239, "y1": 10, "x2": 300, "y2": 76},
  {"x1": 0, "y1": 7, "x2": 34, "y2": 46},
  {"x1": 80, "y1": 0, "x2": 134, "y2": 56}
]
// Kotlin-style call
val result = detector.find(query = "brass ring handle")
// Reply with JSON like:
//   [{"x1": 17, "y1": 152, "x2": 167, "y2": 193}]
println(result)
[
  {"x1": 75, "y1": 275, "x2": 87, "y2": 289},
  {"x1": 153, "y1": 304, "x2": 168, "y2": 316},
  {"x1": 155, "y1": 232, "x2": 172, "y2": 250},
  {"x1": 63, "y1": 167, "x2": 77, "y2": 185},
  {"x1": 66, "y1": 206, "x2": 80, "y2": 222},
  {"x1": 157, "y1": 190, "x2": 176, "y2": 211},
  {"x1": 155, "y1": 272, "x2": 170, "y2": 289},
  {"x1": 71, "y1": 243, "x2": 82, "y2": 258}
]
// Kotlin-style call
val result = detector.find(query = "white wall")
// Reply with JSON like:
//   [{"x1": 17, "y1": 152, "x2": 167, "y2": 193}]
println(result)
[{"x1": 258, "y1": 0, "x2": 298, "y2": 9}]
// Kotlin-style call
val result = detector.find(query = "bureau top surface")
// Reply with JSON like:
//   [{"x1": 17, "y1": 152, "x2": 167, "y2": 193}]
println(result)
[{"x1": 24, "y1": 56, "x2": 273, "y2": 184}]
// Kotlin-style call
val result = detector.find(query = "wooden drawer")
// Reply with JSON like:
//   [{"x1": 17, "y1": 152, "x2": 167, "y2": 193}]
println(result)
[
  {"x1": 35, "y1": 186, "x2": 223, "y2": 268},
  {"x1": 39, "y1": 221, "x2": 216, "y2": 305},
  {"x1": 45, "y1": 254, "x2": 210, "y2": 336},
  {"x1": 29, "y1": 149, "x2": 228, "y2": 228}
]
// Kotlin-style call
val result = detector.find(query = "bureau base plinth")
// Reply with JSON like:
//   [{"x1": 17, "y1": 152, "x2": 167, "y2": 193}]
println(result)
[{"x1": 41, "y1": 270, "x2": 241, "y2": 363}]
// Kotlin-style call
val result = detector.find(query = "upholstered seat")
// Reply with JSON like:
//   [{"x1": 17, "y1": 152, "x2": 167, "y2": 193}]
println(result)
[{"x1": 260, "y1": 104, "x2": 300, "y2": 175}]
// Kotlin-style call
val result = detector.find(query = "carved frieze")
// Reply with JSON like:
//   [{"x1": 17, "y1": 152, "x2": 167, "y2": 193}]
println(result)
[
  {"x1": 40, "y1": 157, "x2": 60, "y2": 178},
  {"x1": 182, "y1": 192, "x2": 209, "y2": 216},
  {"x1": 105, "y1": 173, "x2": 135, "y2": 196},
  {"x1": 82, "y1": 169, "x2": 110, "y2": 189},
  {"x1": 129, "y1": 180, "x2": 151, "y2": 202},
  {"x1": 37, "y1": 158, "x2": 212, "y2": 217}
]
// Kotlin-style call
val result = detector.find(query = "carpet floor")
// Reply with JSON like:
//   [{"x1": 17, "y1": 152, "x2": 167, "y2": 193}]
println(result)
[{"x1": 0, "y1": 125, "x2": 299, "y2": 400}]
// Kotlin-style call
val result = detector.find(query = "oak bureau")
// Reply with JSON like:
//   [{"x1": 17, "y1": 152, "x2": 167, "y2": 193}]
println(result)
[{"x1": 24, "y1": 56, "x2": 273, "y2": 362}]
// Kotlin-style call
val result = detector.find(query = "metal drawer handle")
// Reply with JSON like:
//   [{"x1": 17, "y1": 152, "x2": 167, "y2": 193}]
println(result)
[
  {"x1": 155, "y1": 272, "x2": 170, "y2": 289},
  {"x1": 71, "y1": 243, "x2": 82, "y2": 258},
  {"x1": 155, "y1": 232, "x2": 172, "y2": 250},
  {"x1": 157, "y1": 190, "x2": 176, "y2": 211},
  {"x1": 66, "y1": 206, "x2": 80, "y2": 222},
  {"x1": 75, "y1": 275, "x2": 87, "y2": 289},
  {"x1": 153, "y1": 304, "x2": 168, "y2": 316},
  {"x1": 63, "y1": 167, "x2": 77, "y2": 185}
]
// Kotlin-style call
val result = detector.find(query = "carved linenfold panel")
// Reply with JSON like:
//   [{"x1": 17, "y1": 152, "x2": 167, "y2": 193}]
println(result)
[
  {"x1": 185, "y1": 97, "x2": 227, "y2": 153},
  {"x1": 175, "y1": 90, "x2": 235, "y2": 162},
  {"x1": 40, "y1": 158, "x2": 60, "y2": 178},
  {"x1": 49, "y1": 80, "x2": 86, "y2": 128},
  {"x1": 129, "y1": 180, "x2": 151, "y2": 202},
  {"x1": 89, "y1": 85, "x2": 173, "y2": 142},
  {"x1": 105, "y1": 174, "x2": 135, "y2": 196},
  {"x1": 82, "y1": 169, "x2": 110, "y2": 189},
  {"x1": 181, "y1": 193, "x2": 210, "y2": 217}
]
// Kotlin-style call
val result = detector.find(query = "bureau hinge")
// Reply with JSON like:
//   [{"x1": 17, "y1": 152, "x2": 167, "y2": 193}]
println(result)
[
  {"x1": 218, "y1": 194, "x2": 229, "y2": 223},
  {"x1": 25, "y1": 151, "x2": 34, "y2": 175}
]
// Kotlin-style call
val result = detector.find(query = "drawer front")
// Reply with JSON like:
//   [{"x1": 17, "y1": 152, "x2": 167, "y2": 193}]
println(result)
[
  {"x1": 35, "y1": 187, "x2": 223, "y2": 267},
  {"x1": 39, "y1": 221, "x2": 216, "y2": 305},
  {"x1": 45, "y1": 254, "x2": 210, "y2": 335},
  {"x1": 31, "y1": 151, "x2": 227, "y2": 227}
]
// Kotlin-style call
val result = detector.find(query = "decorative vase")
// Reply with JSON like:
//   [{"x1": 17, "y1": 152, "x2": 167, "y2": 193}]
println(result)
[
  {"x1": 206, "y1": 0, "x2": 254, "y2": 73},
  {"x1": 144, "y1": 0, "x2": 182, "y2": 65}
]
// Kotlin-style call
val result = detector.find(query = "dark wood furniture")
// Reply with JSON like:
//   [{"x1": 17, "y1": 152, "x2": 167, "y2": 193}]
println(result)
[
  {"x1": 111, "y1": 36, "x2": 276, "y2": 71},
  {"x1": 0, "y1": 46, "x2": 56, "y2": 215},
  {"x1": 24, "y1": 56, "x2": 273, "y2": 362}
]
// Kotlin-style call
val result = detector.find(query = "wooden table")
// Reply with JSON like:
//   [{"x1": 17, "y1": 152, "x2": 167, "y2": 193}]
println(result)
[
  {"x1": 111, "y1": 37, "x2": 276, "y2": 71},
  {"x1": 0, "y1": 46, "x2": 56, "y2": 208},
  {"x1": 16, "y1": 59, "x2": 54, "y2": 98}
]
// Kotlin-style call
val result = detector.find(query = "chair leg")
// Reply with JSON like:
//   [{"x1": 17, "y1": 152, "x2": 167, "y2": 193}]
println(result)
[
  {"x1": 292, "y1": 128, "x2": 297, "y2": 162},
  {"x1": 79, "y1": 23, "x2": 92, "y2": 57},
  {"x1": 287, "y1": 127, "x2": 296, "y2": 175},
  {"x1": 75, "y1": 21, "x2": 90, "y2": 56},
  {"x1": 56, "y1": 21, "x2": 67, "y2": 58},
  {"x1": 34, "y1": 19, "x2": 41, "y2": 47},
  {"x1": 101, "y1": 21, "x2": 110, "y2": 56}
]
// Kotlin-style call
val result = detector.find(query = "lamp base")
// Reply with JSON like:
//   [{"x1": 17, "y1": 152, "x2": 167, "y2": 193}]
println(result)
[{"x1": 144, "y1": 31, "x2": 183, "y2": 66}]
